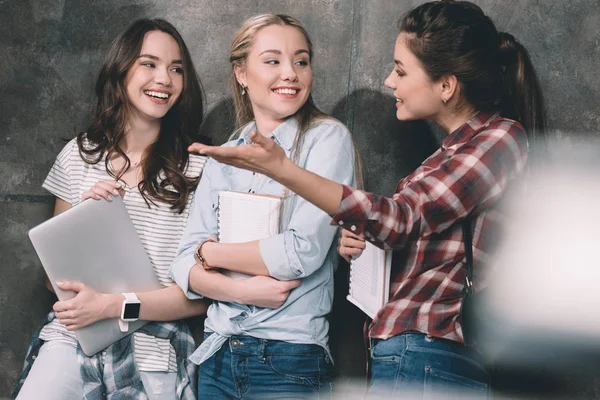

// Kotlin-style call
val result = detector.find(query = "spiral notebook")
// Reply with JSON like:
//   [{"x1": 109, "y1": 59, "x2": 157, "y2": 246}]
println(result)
[
  {"x1": 218, "y1": 191, "x2": 282, "y2": 278},
  {"x1": 347, "y1": 242, "x2": 392, "y2": 319}
]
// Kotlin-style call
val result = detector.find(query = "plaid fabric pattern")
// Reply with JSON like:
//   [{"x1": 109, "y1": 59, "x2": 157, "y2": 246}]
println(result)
[
  {"x1": 333, "y1": 112, "x2": 529, "y2": 342},
  {"x1": 13, "y1": 313, "x2": 197, "y2": 400}
]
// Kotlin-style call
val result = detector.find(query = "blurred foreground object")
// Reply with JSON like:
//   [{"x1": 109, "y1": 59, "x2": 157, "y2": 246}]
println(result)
[{"x1": 473, "y1": 138, "x2": 600, "y2": 368}]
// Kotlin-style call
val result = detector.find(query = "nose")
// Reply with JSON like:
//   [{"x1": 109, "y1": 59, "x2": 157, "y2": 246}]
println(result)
[
  {"x1": 384, "y1": 70, "x2": 396, "y2": 90},
  {"x1": 280, "y1": 60, "x2": 298, "y2": 82},
  {"x1": 154, "y1": 66, "x2": 173, "y2": 87}
]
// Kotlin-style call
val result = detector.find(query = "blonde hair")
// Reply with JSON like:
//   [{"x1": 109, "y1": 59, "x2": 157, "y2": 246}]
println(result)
[{"x1": 229, "y1": 13, "x2": 364, "y2": 188}]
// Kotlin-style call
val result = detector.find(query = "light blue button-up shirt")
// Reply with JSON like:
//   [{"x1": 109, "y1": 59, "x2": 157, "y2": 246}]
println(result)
[{"x1": 169, "y1": 116, "x2": 356, "y2": 365}]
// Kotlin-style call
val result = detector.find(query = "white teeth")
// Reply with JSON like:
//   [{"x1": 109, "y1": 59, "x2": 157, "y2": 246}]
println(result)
[
  {"x1": 274, "y1": 88, "x2": 298, "y2": 95},
  {"x1": 396, "y1": 98, "x2": 403, "y2": 102},
  {"x1": 144, "y1": 91, "x2": 169, "y2": 99}
]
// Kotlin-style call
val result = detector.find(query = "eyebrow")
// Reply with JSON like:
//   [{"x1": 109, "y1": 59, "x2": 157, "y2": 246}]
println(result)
[
  {"x1": 394, "y1": 59, "x2": 404, "y2": 66},
  {"x1": 138, "y1": 54, "x2": 183, "y2": 64},
  {"x1": 258, "y1": 49, "x2": 310, "y2": 56}
]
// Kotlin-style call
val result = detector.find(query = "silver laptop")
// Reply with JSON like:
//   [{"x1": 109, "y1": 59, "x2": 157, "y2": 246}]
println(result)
[{"x1": 28, "y1": 194, "x2": 161, "y2": 356}]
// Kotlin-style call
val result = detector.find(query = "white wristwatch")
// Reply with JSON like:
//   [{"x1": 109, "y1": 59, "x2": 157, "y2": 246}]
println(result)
[{"x1": 118, "y1": 292, "x2": 141, "y2": 333}]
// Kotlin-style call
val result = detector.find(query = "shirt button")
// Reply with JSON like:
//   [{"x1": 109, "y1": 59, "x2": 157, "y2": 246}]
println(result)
[
  {"x1": 231, "y1": 339, "x2": 240, "y2": 346},
  {"x1": 350, "y1": 225, "x2": 356, "y2": 232},
  {"x1": 338, "y1": 220, "x2": 344, "y2": 226},
  {"x1": 32, "y1": 355, "x2": 37, "y2": 360}
]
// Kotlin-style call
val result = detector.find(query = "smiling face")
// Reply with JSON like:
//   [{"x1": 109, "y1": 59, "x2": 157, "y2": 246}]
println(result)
[
  {"x1": 234, "y1": 24, "x2": 312, "y2": 132},
  {"x1": 124, "y1": 30, "x2": 184, "y2": 124},
  {"x1": 384, "y1": 32, "x2": 444, "y2": 121}
]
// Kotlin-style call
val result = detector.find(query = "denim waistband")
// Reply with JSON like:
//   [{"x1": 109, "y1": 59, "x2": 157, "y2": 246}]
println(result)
[
  {"x1": 225, "y1": 335, "x2": 327, "y2": 358},
  {"x1": 371, "y1": 332, "x2": 482, "y2": 364}
]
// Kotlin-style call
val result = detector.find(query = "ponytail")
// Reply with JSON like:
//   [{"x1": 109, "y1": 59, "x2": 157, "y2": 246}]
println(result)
[{"x1": 498, "y1": 32, "x2": 548, "y2": 148}]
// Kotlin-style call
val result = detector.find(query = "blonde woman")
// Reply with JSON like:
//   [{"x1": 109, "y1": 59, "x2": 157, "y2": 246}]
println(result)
[{"x1": 170, "y1": 14, "x2": 360, "y2": 399}]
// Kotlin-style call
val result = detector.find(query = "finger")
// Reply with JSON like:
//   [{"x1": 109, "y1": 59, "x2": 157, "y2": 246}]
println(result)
[
  {"x1": 342, "y1": 237, "x2": 367, "y2": 250},
  {"x1": 96, "y1": 181, "x2": 120, "y2": 196},
  {"x1": 56, "y1": 281, "x2": 85, "y2": 293},
  {"x1": 65, "y1": 323, "x2": 79, "y2": 331},
  {"x1": 188, "y1": 142, "x2": 215, "y2": 154},
  {"x1": 91, "y1": 186, "x2": 113, "y2": 201},
  {"x1": 53, "y1": 300, "x2": 67, "y2": 312},
  {"x1": 248, "y1": 131, "x2": 275, "y2": 150},
  {"x1": 284, "y1": 279, "x2": 302, "y2": 290},
  {"x1": 342, "y1": 229, "x2": 364, "y2": 241},
  {"x1": 82, "y1": 190, "x2": 101, "y2": 201}
]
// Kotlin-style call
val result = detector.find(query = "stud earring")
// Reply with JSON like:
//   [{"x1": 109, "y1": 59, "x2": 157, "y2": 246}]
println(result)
[
  {"x1": 442, "y1": 98, "x2": 448, "y2": 104},
  {"x1": 241, "y1": 85, "x2": 246, "y2": 95}
]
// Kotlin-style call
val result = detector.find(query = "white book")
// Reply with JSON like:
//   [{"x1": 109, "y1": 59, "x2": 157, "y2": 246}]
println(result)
[
  {"x1": 347, "y1": 242, "x2": 392, "y2": 319},
  {"x1": 218, "y1": 191, "x2": 282, "y2": 279}
]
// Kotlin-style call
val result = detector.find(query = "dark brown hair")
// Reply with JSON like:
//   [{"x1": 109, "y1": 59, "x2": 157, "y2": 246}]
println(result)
[
  {"x1": 400, "y1": 0, "x2": 547, "y2": 145},
  {"x1": 77, "y1": 18, "x2": 206, "y2": 212}
]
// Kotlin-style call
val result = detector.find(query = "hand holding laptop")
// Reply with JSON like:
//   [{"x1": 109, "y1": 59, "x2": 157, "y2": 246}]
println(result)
[{"x1": 53, "y1": 281, "x2": 120, "y2": 332}]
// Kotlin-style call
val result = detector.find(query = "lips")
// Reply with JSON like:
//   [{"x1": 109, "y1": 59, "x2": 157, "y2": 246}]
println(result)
[
  {"x1": 272, "y1": 86, "x2": 301, "y2": 97},
  {"x1": 144, "y1": 90, "x2": 171, "y2": 104}
]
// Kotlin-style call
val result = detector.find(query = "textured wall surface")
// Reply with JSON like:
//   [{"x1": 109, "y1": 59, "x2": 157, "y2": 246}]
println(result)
[{"x1": 1, "y1": 0, "x2": 599, "y2": 397}]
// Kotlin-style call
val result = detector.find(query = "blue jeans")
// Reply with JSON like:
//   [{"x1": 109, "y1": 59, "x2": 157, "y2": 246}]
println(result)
[
  {"x1": 368, "y1": 333, "x2": 490, "y2": 399},
  {"x1": 199, "y1": 334, "x2": 333, "y2": 399}
]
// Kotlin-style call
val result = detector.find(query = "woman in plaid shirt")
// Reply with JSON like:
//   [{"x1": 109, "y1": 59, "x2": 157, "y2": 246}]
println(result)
[{"x1": 191, "y1": 1, "x2": 547, "y2": 398}]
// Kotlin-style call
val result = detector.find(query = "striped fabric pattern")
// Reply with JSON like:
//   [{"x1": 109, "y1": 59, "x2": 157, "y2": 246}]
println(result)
[
  {"x1": 332, "y1": 112, "x2": 529, "y2": 342},
  {"x1": 39, "y1": 138, "x2": 206, "y2": 372}
]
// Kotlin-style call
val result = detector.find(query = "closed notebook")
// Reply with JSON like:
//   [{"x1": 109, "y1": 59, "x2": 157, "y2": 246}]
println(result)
[
  {"x1": 347, "y1": 242, "x2": 392, "y2": 319},
  {"x1": 218, "y1": 191, "x2": 282, "y2": 278}
]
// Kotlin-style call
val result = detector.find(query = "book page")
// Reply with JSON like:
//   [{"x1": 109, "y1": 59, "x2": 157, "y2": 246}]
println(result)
[
  {"x1": 347, "y1": 242, "x2": 392, "y2": 319},
  {"x1": 218, "y1": 191, "x2": 281, "y2": 279}
]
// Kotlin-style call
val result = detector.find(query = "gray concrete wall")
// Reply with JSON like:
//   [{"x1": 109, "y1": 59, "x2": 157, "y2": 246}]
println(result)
[{"x1": 1, "y1": 0, "x2": 599, "y2": 397}]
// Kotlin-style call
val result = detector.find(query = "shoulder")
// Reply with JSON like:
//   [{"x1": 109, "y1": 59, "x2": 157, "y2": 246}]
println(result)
[
  {"x1": 478, "y1": 117, "x2": 528, "y2": 153},
  {"x1": 303, "y1": 117, "x2": 353, "y2": 144},
  {"x1": 185, "y1": 154, "x2": 209, "y2": 177}
]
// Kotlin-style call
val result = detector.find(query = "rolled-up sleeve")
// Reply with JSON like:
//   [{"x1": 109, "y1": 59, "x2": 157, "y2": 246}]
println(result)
[
  {"x1": 169, "y1": 158, "x2": 219, "y2": 299},
  {"x1": 260, "y1": 122, "x2": 357, "y2": 280}
]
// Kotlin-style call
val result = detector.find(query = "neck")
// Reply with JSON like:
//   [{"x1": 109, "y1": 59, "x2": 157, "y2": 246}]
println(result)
[
  {"x1": 434, "y1": 106, "x2": 479, "y2": 135},
  {"x1": 122, "y1": 114, "x2": 161, "y2": 155},
  {"x1": 253, "y1": 113, "x2": 287, "y2": 138}
]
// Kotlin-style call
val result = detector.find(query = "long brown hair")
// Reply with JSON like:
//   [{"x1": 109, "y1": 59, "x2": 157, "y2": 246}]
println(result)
[
  {"x1": 400, "y1": 1, "x2": 547, "y2": 148},
  {"x1": 77, "y1": 18, "x2": 206, "y2": 212},
  {"x1": 229, "y1": 14, "x2": 364, "y2": 188}
]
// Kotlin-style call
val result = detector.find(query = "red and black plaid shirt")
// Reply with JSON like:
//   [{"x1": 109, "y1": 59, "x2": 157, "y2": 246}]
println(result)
[{"x1": 332, "y1": 112, "x2": 529, "y2": 342}]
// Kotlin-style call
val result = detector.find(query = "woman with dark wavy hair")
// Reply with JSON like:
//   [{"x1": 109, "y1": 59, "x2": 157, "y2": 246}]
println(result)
[
  {"x1": 14, "y1": 18, "x2": 281, "y2": 400},
  {"x1": 191, "y1": 1, "x2": 547, "y2": 398}
]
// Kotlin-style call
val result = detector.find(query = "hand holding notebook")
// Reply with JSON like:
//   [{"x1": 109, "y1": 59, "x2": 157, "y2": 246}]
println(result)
[
  {"x1": 217, "y1": 191, "x2": 282, "y2": 278},
  {"x1": 347, "y1": 242, "x2": 392, "y2": 319}
]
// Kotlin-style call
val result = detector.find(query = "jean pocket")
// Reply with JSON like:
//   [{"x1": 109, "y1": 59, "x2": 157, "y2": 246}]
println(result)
[
  {"x1": 267, "y1": 353, "x2": 331, "y2": 392},
  {"x1": 424, "y1": 367, "x2": 489, "y2": 399}
]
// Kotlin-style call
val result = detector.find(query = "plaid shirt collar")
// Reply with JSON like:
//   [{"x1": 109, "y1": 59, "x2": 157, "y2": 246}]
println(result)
[{"x1": 442, "y1": 111, "x2": 500, "y2": 150}]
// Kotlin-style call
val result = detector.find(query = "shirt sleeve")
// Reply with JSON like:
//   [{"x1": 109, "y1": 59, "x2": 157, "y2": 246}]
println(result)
[
  {"x1": 168, "y1": 157, "x2": 219, "y2": 299},
  {"x1": 260, "y1": 122, "x2": 357, "y2": 280},
  {"x1": 42, "y1": 139, "x2": 78, "y2": 205},
  {"x1": 331, "y1": 120, "x2": 529, "y2": 250}
]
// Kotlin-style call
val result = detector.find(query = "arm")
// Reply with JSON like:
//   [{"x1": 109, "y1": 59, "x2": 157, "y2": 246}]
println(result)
[
  {"x1": 168, "y1": 158, "x2": 300, "y2": 304},
  {"x1": 191, "y1": 122, "x2": 528, "y2": 250},
  {"x1": 52, "y1": 181, "x2": 210, "y2": 331},
  {"x1": 190, "y1": 131, "x2": 344, "y2": 216}
]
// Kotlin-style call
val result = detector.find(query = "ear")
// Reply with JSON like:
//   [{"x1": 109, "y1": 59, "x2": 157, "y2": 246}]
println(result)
[
  {"x1": 234, "y1": 65, "x2": 247, "y2": 87},
  {"x1": 440, "y1": 75, "x2": 459, "y2": 103}
]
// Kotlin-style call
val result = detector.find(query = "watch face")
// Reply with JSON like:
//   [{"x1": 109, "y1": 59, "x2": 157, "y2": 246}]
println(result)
[{"x1": 123, "y1": 302, "x2": 141, "y2": 320}]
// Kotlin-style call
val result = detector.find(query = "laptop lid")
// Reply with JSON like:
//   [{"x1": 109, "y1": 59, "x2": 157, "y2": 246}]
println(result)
[{"x1": 28, "y1": 194, "x2": 162, "y2": 356}]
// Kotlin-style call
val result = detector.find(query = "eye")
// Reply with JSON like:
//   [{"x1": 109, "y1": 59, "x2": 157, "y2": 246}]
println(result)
[
  {"x1": 170, "y1": 66, "x2": 183, "y2": 74},
  {"x1": 265, "y1": 60, "x2": 279, "y2": 65},
  {"x1": 395, "y1": 69, "x2": 405, "y2": 77},
  {"x1": 141, "y1": 61, "x2": 155, "y2": 68},
  {"x1": 295, "y1": 59, "x2": 309, "y2": 67}
]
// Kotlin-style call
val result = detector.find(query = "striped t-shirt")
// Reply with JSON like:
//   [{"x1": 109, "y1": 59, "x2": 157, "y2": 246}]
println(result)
[{"x1": 39, "y1": 138, "x2": 207, "y2": 372}]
